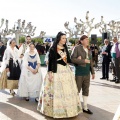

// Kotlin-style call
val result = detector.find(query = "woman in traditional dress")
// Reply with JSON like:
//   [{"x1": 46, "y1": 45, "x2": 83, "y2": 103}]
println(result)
[
  {"x1": 37, "y1": 32, "x2": 82, "y2": 118},
  {"x1": 0, "y1": 39, "x2": 21, "y2": 96},
  {"x1": 17, "y1": 43, "x2": 43, "y2": 102}
]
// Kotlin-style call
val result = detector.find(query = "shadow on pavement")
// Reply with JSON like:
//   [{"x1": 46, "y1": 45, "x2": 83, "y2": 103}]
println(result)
[
  {"x1": 0, "y1": 102, "x2": 37, "y2": 120},
  {"x1": 5, "y1": 96, "x2": 114, "y2": 120},
  {"x1": 7, "y1": 95, "x2": 38, "y2": 112},
  {"x1": 0, "y1": 89, "x2": 10, "y2": 95},
  {"x1": 91, "y1": 81, "x2": 120, "y2": 89}
]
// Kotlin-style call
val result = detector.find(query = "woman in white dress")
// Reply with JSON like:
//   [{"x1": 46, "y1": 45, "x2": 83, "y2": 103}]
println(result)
[
  {"x1": 17, "y1": 43, "x2": 43, "y2": 102},
  {"x1": 0, "y1": 39, "x2": 21, "y2": 96}
]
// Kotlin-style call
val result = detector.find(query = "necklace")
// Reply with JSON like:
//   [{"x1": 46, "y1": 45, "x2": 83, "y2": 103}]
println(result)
[
  {"x1": 58, "y1": 44, "x2": 64, "y2": 49},
  {"x1": 58, "y1": 43, "x2": 64, "y2": 46}
]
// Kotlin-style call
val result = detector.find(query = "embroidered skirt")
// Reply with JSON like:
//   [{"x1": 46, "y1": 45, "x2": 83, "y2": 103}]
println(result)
[{"x1": 37, "y1": 64, "x2": 82, "y2": 118}]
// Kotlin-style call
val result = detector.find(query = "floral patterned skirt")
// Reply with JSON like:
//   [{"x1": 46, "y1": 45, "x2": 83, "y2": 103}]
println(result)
[{"x1": 37, "y1": 64, "x2": 82, "y2": 118}]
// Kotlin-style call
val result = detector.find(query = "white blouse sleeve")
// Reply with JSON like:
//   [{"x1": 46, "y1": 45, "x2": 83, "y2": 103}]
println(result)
[
  {"x1": 3, "y1": 49, "x2": 10, "y2": 66},
  {"x1": 0, "y1": 49, "x2": 10, "y2": 72},
  {"x1": 22, "y1": 52, "x2": 28, "y2": 68}
]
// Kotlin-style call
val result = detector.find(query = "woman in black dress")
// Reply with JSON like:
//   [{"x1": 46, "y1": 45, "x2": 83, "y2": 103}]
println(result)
[{"x1": 0, "y1": 39, "x2": 21, "y2": 95}]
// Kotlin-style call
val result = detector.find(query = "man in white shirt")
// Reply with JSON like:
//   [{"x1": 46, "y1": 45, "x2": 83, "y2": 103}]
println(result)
[
  {"x1": 111, "y1": 37, "x2": 120, "y2": 83},
  {"x1": 19, "y1": 36, "x2": 32, "y2": 57}
]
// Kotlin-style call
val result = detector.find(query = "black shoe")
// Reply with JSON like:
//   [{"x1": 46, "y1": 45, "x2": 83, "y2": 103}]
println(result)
[
  {"x1": 113, "y1": 76, "x2": 116, "y2": 80},
  {"x1": 100, "y1": 77, "x2": 106, "y2": 80},
  {"x1": 25, "y1": 97, "x2": 29, "y2": 101},
  {"x1": 115, "y1": 80, "x2": 120, "y2": 84},
  {"x1": 106, "y1": 78, "x2": 109, "y2": 80},
  {"x1": 10, "y1": 90, "x2": 15, "y2": 96},
  {"x1": 110, "y1": 80, "x2": 116, "y2": 82},
  {"x1": 83, "y1": 109, "x2": 93, "y2": 114},
  {"x1": 35, "y1": 98, "x2": 39, "y2": 102}
]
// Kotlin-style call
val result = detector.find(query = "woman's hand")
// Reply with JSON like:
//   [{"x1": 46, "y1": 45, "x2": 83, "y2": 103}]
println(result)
[
  {"x1": 6, "y1": 68, "x2": 9, "y2": 72},
  {"x1": 27, "y1": 66, "x2": 35, "y2": 74},
  {"x1": 20, "y1": 54, "x2": 24, "y2": 58},
  {"x1": 33, "y1": 69, "x2": 38, "y2": 74},
  {"x1": 77, "y1": 56, "x2": 81, "y2": 60},
  {"x1": 30, "y1": 69, "x2": 37, "y2": 74},
  {"x1": 48, "y1": 72, "x2": 53, "y2": 82}
]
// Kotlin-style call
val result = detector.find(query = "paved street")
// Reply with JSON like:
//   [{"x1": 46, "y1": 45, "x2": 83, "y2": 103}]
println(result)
[{"x1": 0, "y1": 67, "x2": 120, "y2": 120}]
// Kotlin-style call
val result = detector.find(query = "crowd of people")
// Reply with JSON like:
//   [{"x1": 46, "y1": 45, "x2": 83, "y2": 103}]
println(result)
[
  {"x1": 0, "y1": 32, "x2": 120, "y2": 119},
  {"x1": 0, "y1": 36, "x2": 43, "y2": 100},
  {"x1": 100, "y1": 37, "x2": 120, "y2": 84},
  {"x1": 89, "y1": 38, "x2": 120, "y2": 84},
  {"x1": 35, "y1": 42, "x2": 51, "y2": 55}
]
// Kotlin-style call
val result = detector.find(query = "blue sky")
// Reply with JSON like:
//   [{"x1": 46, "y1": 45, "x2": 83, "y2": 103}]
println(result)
[{"x1": 0, "y1": 0, "x2": 119, "y2": 37}]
